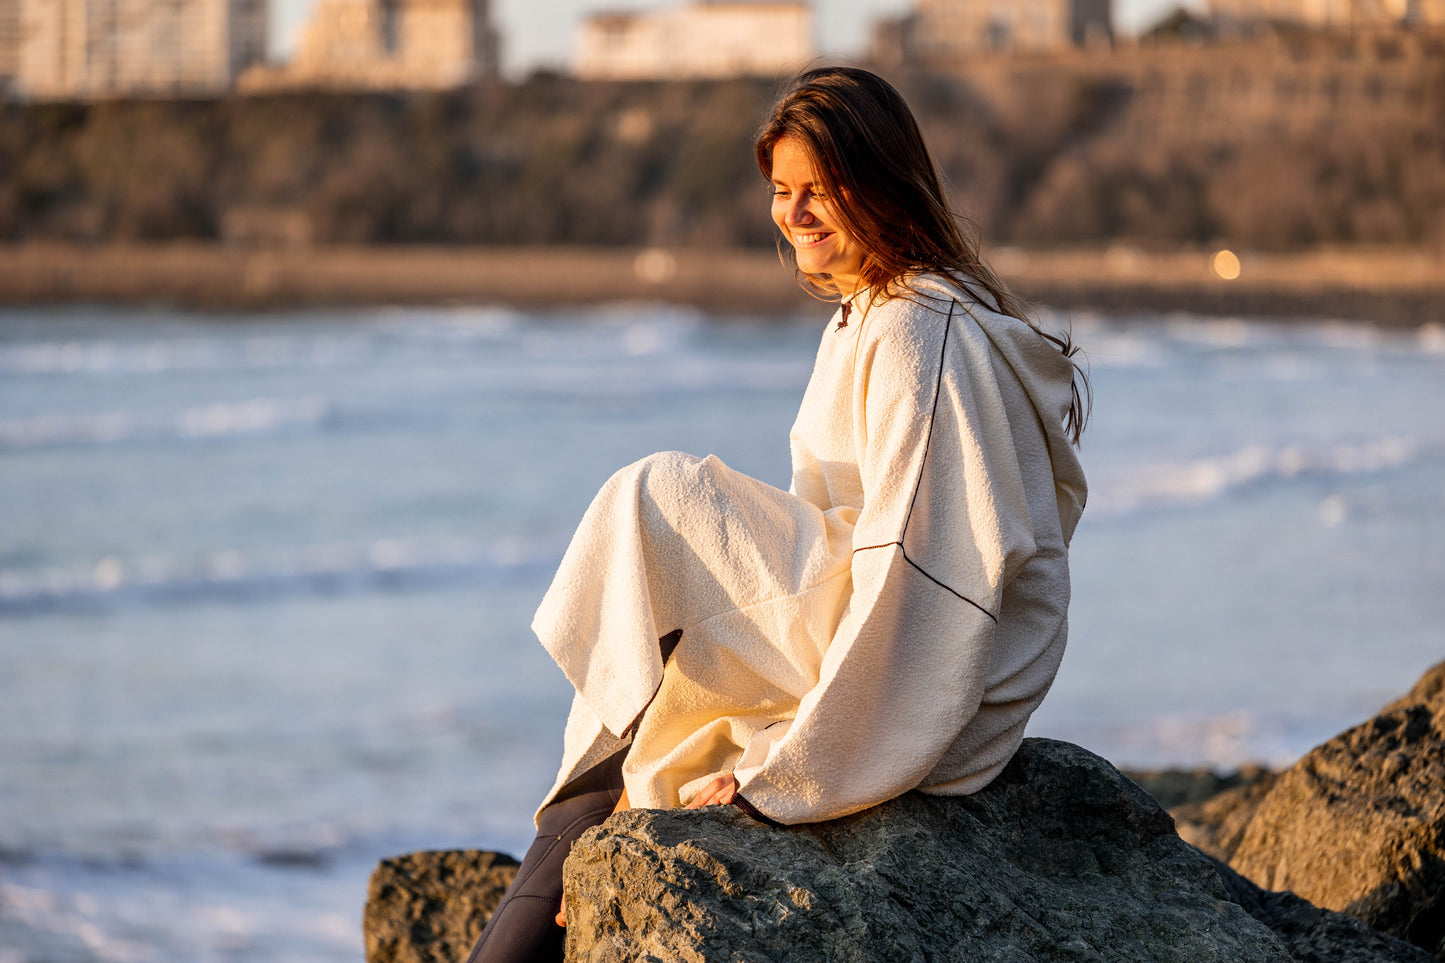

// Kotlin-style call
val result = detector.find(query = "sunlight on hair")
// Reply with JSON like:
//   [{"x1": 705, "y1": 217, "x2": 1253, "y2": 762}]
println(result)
[{"x1": 1210, "y1": 249, "x2": 1242, "y2": 281}]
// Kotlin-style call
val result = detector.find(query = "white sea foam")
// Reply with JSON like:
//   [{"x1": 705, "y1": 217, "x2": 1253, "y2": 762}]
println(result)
[
  {"x1": 1069, "y1": 709, "x2": 1314, "y2": 770},
  {"x1": 0, "y1": 533, "x2": 558, "y2": 612},
  {"x1": 0, "y1": 396, "x2": 330, "y2": 449},
  {"x1": 0, "y1": 310, "x2": 532, "y2": 377},
  {"x1": 1087, "y1": 435, "x2": 1433, "y2": 517},
  {"x1": 1166, "y1": 316, "x2": 1254, "y2": 348},
  {"x1": 0, "y1": 306, "x2": 705, "y2": 379},
  {"x1": 462, "y1": 353, "x2": 809, "y2": 400},
  {"x1": 1418, "y1": 323, "x2": 1445, "y2": 354},
  {"x1": 0, "y1": 854, "x2": 365, "y2": 963}
]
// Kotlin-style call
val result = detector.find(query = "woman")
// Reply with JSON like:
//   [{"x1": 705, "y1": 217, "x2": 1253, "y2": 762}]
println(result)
[{"x1": 465, "y1": 65, "x2": 1088, "y2": 963}]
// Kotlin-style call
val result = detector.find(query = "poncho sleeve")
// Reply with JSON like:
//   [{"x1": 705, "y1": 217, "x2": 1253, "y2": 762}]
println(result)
[{"x1": 732, "y1": 296, "x2": 1041, "y2": 824}]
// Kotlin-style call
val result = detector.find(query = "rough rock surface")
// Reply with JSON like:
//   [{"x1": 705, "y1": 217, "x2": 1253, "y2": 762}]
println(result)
[
  {"x1": 1124, "y1": 764, "x2": 1274, "y2": 810},
  {"x1": 361, "y1": 734, "x2": 1432, "y2": 963},
  {"x1": 1382, "y1": 661, "x2": 1445, "y2": 715},
  {"x1": 1212, "y1": 857, "x2": 1434, "y2": 963},
  {"x1": 1170, "y1": 767, "x2": 1280, "y2": 862},
  {"x1": 1228, "y1": 660, "x2": 1445, "y2": 959},
  {"x1": 562, "y1": 738, "x2": 1293, "y2": 962},
  {"x1": 363, "y1": 849, "x2": 518, "y2": 963}
]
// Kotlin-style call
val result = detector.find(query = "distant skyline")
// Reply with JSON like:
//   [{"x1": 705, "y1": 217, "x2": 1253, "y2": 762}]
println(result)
[{"x1": 271, "y1": 0, "x2": 1205, "y2": 77}]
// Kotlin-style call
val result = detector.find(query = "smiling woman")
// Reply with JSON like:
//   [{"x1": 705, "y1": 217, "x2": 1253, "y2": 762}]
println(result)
[
  {"x1": 768, "y1": 138, "x2": 866, "y2": 291},
  {"x1": 753, "y1": 67, "x2": 1043, "y2": 344},
  {"x1": 462, "y1": 66, "x2": 1092, "y2": 963}
]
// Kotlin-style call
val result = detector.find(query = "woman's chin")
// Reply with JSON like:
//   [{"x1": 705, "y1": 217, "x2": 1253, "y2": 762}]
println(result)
[{"x1": 796, "y1": 261, "x2": 840, "y2": 282}]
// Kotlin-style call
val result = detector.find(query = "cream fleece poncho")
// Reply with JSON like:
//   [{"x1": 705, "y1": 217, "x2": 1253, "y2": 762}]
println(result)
[{"x1": 532, "y1": 273, "x2": 1087, "y2": 825}]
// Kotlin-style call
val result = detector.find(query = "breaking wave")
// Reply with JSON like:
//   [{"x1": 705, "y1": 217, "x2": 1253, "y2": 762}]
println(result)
[
  {"x1": 0, "y1": 534, "x2": 560, "y2": 614},
  {"x1": 0, "y1": 333, "x2": 371, "y2": 376},
  {"x1": 0, "y1": 396, "x2": 331, "y2": 450},
  {"x1": 1087, "y1": 435, "x2": 1438, "y2": 518},
  {"x1": 0, "y1": 309, "x2": 526, "y2": 377}
]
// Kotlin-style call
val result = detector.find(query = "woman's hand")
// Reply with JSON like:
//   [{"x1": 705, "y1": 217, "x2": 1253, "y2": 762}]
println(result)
[{"x1": 686, "y1": 773, "x2": 739, "y2": 808}]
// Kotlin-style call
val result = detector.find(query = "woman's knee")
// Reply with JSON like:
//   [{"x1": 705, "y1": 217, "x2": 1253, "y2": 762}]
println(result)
[{"x1": 626, "y1": 450, "x2": 706, "y2": 498}]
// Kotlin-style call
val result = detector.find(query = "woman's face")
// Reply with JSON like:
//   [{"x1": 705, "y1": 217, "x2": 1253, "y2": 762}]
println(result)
[{"x1": 769, "y1": 136, "x2": 865, "y2": 295}]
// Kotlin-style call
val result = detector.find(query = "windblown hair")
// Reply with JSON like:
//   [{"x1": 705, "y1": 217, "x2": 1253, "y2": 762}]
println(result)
[{"x1": 755, "y1": 66, "x2": 1090, "y2": 444}]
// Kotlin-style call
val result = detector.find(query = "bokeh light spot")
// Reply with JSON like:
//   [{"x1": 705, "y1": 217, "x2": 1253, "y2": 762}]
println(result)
[{"x1": 1211, "y1": 249, "x2": 1242, "y2": 280}]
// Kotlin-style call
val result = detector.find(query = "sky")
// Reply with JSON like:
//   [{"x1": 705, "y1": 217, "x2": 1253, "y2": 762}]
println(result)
[{"x1": 271, "y1": 0, "x2": 1202, "y2": 77}]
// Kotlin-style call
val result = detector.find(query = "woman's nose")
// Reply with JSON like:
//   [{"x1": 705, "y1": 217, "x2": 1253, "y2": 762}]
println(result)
[{"x1": 786, "y1": 197, "x2": 817, "y2": 226}]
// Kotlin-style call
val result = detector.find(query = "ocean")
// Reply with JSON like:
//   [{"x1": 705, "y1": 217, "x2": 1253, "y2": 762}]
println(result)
[{"x1": 2, "y1": 301, "x2": 1442, "y2": 962}]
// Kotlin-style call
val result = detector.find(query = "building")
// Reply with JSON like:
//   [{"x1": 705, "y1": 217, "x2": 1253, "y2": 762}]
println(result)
[
  {"x1": 576, "y1": 0, "x2": 813, "y2": 80},
  {"x1": 0, "y1": 0, "x2": 19, "y2": 92},
  {"x1": 13, "y1": 0, "x2": 267, "y2": 99},
  {"x1": 875, "y1": 0, "x2": 1111, "y2": 66},
  {"x1": 1209, "y1": 0, "x2": 1445, "y2": 28},
  {"x1": 261, "y1": 0, "x2": 499, "y2": 89}
]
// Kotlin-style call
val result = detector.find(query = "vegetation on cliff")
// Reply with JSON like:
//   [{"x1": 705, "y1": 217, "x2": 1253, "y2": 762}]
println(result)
[{"x1": 2, "y1": 37, "x2": 1442, "y2": 252}]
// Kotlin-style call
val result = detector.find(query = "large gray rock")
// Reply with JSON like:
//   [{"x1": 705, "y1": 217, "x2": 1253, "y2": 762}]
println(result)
[
  {"x1": 359, "y1": 736, "x2": 1428, "y2": 963},
  {"x1": 1227, "y1": 660, "x2": 1445, "y2": 959},
  {"x1": 562, "y1": 738, "x2": 1293, "y2": 962},
  {"x1": 363, "y1": 849, "x2": 518, "y2": 963}
]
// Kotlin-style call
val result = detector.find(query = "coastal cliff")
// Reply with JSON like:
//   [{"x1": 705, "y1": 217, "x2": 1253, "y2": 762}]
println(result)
[{"x1": 4, "y1": 34, "x2": 1442, "y2": 254}]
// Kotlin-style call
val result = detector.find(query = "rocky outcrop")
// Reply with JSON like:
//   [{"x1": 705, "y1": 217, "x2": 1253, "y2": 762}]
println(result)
[
  {"x1": 1170, "y1": 767, "x2": 1280, "y2": 862},
  {"x1": 362, "y1": 664, "x2": 1445, "y2": 963},
  {"x1": 1124, "y1": 764, "x2": 1275, "y2": 810},
  {"x1": 1212, "y1": 857, "x2": 1435, "y2": 963},
  {"x1": 1225, "y1": 661, "x2": 1445, "y2": 959},
  {"x1": 560, "y1": 738, "x2": 1424, "y2": 962},
  {"x1": 1382, "y1": 661, "x2": 1445, "y2": 716},
  {"x1": 1124, "y1": 763, "x2": 1282, "y2": 862},
  {"x1": 363, "y1": 849, "x2": 518, "y2": 963}
]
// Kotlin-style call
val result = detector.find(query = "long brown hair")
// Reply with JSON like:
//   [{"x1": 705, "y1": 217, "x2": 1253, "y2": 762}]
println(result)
[{"x1": 755, "y1": 66, "x2": 1090, "y2": 444}]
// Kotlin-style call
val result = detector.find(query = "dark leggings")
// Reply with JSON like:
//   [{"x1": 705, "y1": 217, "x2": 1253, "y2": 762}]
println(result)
[{"x1": 463, "y1": 748, "x2": 628, "y2": 963}]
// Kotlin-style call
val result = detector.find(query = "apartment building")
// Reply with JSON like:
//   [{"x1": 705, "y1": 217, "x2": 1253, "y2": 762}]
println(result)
[
  {"x1": 576, "y1": 0, "x2": 813, "y2": 80},
  {"x1": 874, "y1": 0, "x2": 1112, "y2": 69},
  {"x1": 0, "y1": 0, "x2": 19, "y2": 91},
  {"x1": 1210, "y1": 0, "x2": 1445, "y2": 27},
  {"x1": 13, "y1": 0, "x2": 267, "y2": 98},
  {"x1": 275, "y1": 0, "x2": 500, "y2": 88}
]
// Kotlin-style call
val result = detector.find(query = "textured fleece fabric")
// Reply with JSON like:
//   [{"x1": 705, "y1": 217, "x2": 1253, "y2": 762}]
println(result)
[{"x1": 532, "y1": 273, "x2": 1087, "y2": 825}]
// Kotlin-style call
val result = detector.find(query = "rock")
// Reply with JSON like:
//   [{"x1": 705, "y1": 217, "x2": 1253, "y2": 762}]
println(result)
[
  {"x1": 562, "y1": 738, "x2": 1295, "y2": 962},
  {"x1": 361, "y1": 738, "x2": 1428, "y2": 963},
  {"x1": 363, "y1": 849, "x2": 518, "y2": 963},
  {"x1": 1227, "y1": 660, "x2": 1445, "y2": 959},
  {"x1": 1381, "y1": 660, "x2": 1445, "y2": 716},
  {"x1": 1124, "y1": 764, "x2": 1275, "y2": 809},
  {"x1": 1171, "y1": 767, "x2": 1280, "y2": 862},
  {"x1": 1121, "y1": 764, "x2": 1282, "y2": 864},
  {"x1": 1211, "y1": 857, "x2": 1435, "y2": 963}
]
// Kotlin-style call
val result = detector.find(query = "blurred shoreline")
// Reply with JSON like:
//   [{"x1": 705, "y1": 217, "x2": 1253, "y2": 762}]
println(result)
[{"x1": 0, "y1": 242, "x2": 1440, "y2": 325}]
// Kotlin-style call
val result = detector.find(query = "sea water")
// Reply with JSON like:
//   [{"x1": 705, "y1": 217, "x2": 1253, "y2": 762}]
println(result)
[{"x1": 1, "y1": 302, "x2": 1442, "y2": 962}]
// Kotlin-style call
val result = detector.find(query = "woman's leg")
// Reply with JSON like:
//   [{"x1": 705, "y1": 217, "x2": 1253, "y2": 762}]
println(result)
[{"x1": 463, "y1": 747, "x2": 627, "y2": 963}]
